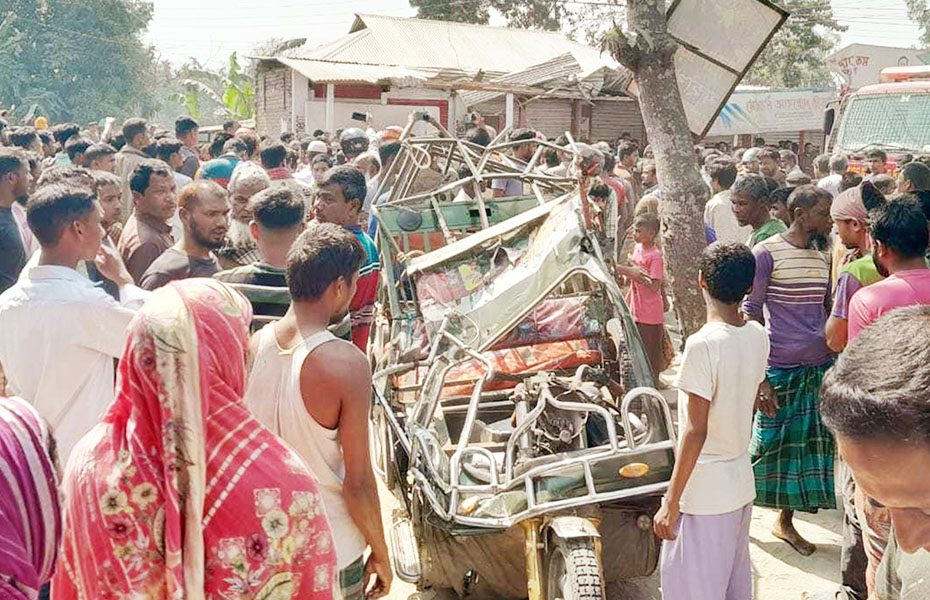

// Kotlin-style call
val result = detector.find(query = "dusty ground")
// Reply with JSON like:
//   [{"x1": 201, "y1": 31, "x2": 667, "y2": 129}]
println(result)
[{"x1": 379, "y1": 485, "x2": 843, "y2": 600}]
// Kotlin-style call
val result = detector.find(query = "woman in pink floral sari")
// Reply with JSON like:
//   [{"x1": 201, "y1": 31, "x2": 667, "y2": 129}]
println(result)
[{"x1": 52, "y1": 279, "x2": 336, "y2": 599}]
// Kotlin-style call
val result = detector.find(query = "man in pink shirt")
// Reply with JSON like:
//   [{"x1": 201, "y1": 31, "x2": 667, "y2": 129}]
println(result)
[
  {"x1": 841, "y1": 196, "x2": 930, "y2": 598},
  {"x1": 848, "y1": 198, "x2": 930, "y2": 341}
]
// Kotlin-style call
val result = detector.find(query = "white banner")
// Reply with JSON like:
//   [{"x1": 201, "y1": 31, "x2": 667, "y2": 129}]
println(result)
[{"x1": 706, "y1": 89, "x2": 836, "y2": 136}]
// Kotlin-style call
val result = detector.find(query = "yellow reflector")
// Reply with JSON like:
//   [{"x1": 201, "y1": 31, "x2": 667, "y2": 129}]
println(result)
[
  {"x1": 460, "y1": 496, "x2": 480, "y2": 515},
  {"x1": 619, "y1": 463, "x2": 650, "y2": 478}
]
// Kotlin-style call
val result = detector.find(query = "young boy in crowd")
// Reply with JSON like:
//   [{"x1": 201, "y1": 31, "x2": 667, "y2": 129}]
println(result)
[
  {"x1": 654, "y1": 242, "x2": 770, "y2": 599},
  {"x1": 618, "y1": 213, "x2": 665, "y2": 380},
  {"x1": 769, "y1": 187, "x2": 791, "y2": 227},
  {"x1": 588, "y1": 182, "x2": 617, "y2": 260},
  {"x1": 93, "y1": 170, "x2": 125, "y2": 245}
]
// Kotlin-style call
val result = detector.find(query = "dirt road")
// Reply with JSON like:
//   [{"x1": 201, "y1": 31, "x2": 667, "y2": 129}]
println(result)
[{"x1": 379, "y1": 481, "x2": 842, "y2": 600}]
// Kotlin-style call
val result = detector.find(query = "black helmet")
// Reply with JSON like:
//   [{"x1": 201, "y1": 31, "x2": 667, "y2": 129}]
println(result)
[{"x1": 340, "y1": 127, "x2": 368, "y2": 157}]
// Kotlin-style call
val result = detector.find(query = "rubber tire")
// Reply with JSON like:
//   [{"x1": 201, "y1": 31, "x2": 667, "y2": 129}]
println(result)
[{"x1": 545, "y1": 537, "x2": 605, "y2": 600}]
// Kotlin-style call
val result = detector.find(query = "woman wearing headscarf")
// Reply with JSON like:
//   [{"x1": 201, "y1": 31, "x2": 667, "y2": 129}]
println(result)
[
  {"x1": 52, "y1": 279, "x2": 336, "y2": 599},
  {"x1": 0, "y1": 396, "x2": 61, "y2": 600}
]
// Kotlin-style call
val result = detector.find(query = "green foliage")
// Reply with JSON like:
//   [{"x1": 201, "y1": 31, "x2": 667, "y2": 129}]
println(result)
[
  {"x1": 410, "y1": 0, "x2": 490, "y2": 24},
  {"x1": 564, "y1": 2, "x2": 624, "y2": 45},
  {"x1": 905, "y1": 0, "x2": 930, "y2": 47},
  {"x1": 172, "y1": 52, "x2": 255, "y2": 121},
  {"x1": 492, "y1": 0, "x2": 565, "y2": 31},
  {"x1": 409, "y1": 0, "x2": 566, "y2": 31},
  {"x1": 0, "y1": 0, "x2": 159, "y2": 123},
  {"x1": 153, "y1": 58, "x2": 203, "y2": 125},
  {"x1": 744, "y1": 0, "x2": 844, "y2": 88}
]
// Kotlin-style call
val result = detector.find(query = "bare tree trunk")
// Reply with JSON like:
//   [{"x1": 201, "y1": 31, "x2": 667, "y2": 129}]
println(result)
[{"x1": 605, "y1": 0, "x2": 708, "y2": 341}]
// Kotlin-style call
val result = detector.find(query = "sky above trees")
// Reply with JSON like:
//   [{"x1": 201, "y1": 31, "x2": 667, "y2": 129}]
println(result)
[{"x1": 144, "y1": 0, "x2": 924, "y2": 69}]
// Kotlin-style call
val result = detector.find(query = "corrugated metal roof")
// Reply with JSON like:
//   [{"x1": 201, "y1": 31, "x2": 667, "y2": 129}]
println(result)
[
  {"x1": 459, "y1": 54, "x2": 583, "y2": 106},
  {"x1": 278, "y1": 57, "x2": 430, "y2": 86},
  {"x1": 290, "y1": 14, "x2": 618, "y2": 77}
]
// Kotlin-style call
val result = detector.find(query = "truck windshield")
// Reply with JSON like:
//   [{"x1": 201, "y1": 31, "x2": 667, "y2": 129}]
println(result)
[{"x1": 836, "y1": 93, "x2": 930, "y2": 153}]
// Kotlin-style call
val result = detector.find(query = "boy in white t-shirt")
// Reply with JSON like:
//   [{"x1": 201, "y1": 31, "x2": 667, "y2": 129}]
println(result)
[{"x1": 654, "y1": 242, "x2": 771, "y2": 600}]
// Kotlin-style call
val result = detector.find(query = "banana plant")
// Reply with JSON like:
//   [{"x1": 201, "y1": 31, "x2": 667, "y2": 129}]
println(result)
[{"x1": 176, "y1": 52, "x2": 255, "y2": 120}]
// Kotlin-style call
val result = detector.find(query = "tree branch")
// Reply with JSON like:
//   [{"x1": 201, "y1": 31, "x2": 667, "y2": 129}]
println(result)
[
  {"x1": 602, "y1": 27, "x2": 641, "y2": 71},
  {"x1": 603, "y1": 18, "x2": 678, "y2": 73}
]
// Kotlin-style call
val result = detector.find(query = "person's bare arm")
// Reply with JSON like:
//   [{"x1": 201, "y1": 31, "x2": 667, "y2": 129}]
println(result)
[
  {"x1": 654, "y1": 393, "x2": 709, "y2": 540},
  {"x1": 616, "y1": 265, "x2": 644, "y2": 279},
  {"x1": 303, "y1": 344, "x2": 392, "y2": 598},
  {"x1": 616, "y1": 265, "x2": 661, "y2": 291},
  {"x1": 638, "y1": 274, "x2": 662, "y2": 292},
  {"x1": 824, "y1": 314, "x2": 848, "y2": 353},
  {"x1": 618, "y1": 200, "x2": 634, "y2": 234},
  {"x1": 742, "y1": 247, "x2": 772, "y2": 324}
]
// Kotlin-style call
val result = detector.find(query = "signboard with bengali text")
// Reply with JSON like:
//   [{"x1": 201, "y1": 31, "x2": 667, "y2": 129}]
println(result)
[{"x1": 707, "y1": 88, "x2": 837, "y2": 136}]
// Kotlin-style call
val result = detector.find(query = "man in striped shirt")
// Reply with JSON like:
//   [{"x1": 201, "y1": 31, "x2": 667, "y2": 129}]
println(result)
[
  {"x1": 742, "y1": 185, "x2": 836, "y2": 557},
  {"x1": 313, "y1": 165, "x2": 381, "y2": 352}
]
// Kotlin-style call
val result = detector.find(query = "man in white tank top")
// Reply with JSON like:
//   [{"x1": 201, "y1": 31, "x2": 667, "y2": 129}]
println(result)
[{"x1": 244, "y1": 222, "x2": 392, "y2": 599}]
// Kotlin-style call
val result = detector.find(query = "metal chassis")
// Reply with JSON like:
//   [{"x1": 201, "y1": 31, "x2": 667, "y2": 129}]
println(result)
[
  {"x1": 370, "y1": 117, "x2": 674, "y2": 536},
  {"x1": 370, "y1": 118, "x2": 597, "y2": 323},
  {"x1": 376, "y1": 300, "x2": 676, "y2": 532}
]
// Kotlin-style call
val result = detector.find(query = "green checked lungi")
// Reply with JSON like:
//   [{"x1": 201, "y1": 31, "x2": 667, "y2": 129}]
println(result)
[
  {"x1": 750, "y1": 364, "x2": 836, "y2": 511},
  {"x1": 338, "y1": 555, "x2": 366, "y2": 600}
]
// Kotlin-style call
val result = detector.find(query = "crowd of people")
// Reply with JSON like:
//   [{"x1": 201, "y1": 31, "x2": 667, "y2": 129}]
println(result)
[
  {"x1": 0, "y1": 115, "x2": 395, "y2": 599},
  {"x1": 637, "y1": 144, "x2": 930, "y2": 600},
  {"x1": 0, "y1": 108, "x2": 929, "y2": 600},
  {"x1": 467, "y1": 124, "x2": 930, "y2": 600}
]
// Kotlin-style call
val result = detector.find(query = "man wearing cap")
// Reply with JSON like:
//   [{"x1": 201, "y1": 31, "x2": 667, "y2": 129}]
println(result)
[
  {"x1": 785, "y1": 169, "x2": 812, "y2": 187},
  {"x1": 295, "y1": 140, "x2": 329, "y2": 185},
  {"x1": 339, "y1": 128, "x2": 370, "y2": 165},
  {"x1": 741, "y1": 147, "x2": 762, "y2": 175}
]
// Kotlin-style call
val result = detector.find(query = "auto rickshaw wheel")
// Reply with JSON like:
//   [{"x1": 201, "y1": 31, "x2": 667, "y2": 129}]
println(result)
[{"x1": 545, "y1": 537, "x2": 604, "y2": 600}]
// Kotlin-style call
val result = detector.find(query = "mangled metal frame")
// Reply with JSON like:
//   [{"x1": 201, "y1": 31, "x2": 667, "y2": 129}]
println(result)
[
  {"x1": 370, "y1": 118, "x2": 675, "y2": 531},
  {"x1": 370, "y1": 115, "x2": 599, "y2": 326}
]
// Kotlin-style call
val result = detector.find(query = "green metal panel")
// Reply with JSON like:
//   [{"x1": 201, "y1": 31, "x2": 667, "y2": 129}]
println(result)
[{"x1": 380, "y1": 196, "x2": 541, "y2": 236}]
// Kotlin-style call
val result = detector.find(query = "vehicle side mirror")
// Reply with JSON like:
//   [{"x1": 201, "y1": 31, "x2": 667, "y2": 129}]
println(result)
[{"x1": 823, "y1": 108, "x2": 835, "y2": 137}]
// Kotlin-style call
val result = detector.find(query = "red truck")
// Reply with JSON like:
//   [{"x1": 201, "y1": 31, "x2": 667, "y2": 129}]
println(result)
[{"x1": 825, "y1": 65, "x2": 930, "y2": 178}]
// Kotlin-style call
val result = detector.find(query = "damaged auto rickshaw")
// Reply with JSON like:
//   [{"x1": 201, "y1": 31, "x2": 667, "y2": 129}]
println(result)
[{"x1": 368, "y1": 115, "x2": 676, "y2": 599}]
